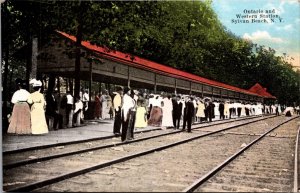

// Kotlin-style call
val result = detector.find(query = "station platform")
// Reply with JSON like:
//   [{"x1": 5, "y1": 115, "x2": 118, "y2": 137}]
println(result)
[
  {"x1": 1, "y1": 115, "x2": 263, "y2": 153},
  {"x1": 2, "y1": 119, "x2": 160, "y2": 153}
]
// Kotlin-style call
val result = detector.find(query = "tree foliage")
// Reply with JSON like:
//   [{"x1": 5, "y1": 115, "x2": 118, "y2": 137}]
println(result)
[{"x1": 2, "y1": 0, "x2": 300, "y2": 107}]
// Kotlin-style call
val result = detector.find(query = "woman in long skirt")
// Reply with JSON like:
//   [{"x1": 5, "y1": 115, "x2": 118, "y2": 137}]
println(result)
[
  {"x1": 100, "y1": 92, "x2": 108, "y2": 119},
  {"x1": 7, "y1": 79, "x2": 31, "y2": 134},
  {"x1": 107, "y1": 94, "x2": 114, "y2": 119},
  {"x1": 94, "y1": 93, "x2": 101, "y2": 119},
  {"x1": 148, "y1": 96, "x2": 163, "y2": 127},
  {"x1": 196, "y1": 100, "x2": 206, "y2": 122},
  {"x1": 134, "y1": 100, "x2": 147, "y2": 128},
  {"x1": 224, "y1": 101, "x2": 230, "y2": 119},
  {"x1": 27, "y1": 80, "x2": 48, "y2": 135},
  {"x1": 161, "y1": 96, "x2": 173, "y2": 128}
]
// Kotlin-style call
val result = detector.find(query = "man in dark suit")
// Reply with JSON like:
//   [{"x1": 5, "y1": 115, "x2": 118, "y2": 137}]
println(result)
[
  {"x1": 173, "y1": 95, "x2": 183, "y2": 129},
  {"x1": 206, "y1": 99, "x2": 214, "y2": 122},
  {"x1": 45, "y1": 90, "x2": 63, "y2": 130},
  {"x1": 219, "y1": 101, "x2": 225, "y2": 120},
  {"x1": 183, "y1": 96, "x2": 195, "y2": 132},
  {"x1": 113, "y1": 87, "x2": 123, "y2": 135}
]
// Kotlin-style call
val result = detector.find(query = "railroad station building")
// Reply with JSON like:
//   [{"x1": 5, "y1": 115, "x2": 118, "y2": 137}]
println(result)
[{"x1": 15, "y1": 30, "x2": 277, "y2": 117}]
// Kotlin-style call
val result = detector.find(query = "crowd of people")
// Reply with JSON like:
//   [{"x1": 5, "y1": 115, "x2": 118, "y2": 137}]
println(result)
[
  {"x1": 7, "y1": 78, "x2": 299, "y2": 139},
  {"x1": 7, "y1": 78, "x2": 116, "y2": 135},
  {"x1": 109, "y1": 87, "x2": 293, "y2": 141}
]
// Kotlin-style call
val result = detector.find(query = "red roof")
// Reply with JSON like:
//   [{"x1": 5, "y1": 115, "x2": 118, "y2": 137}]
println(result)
[
  {"x1": 56, "y1": 30, "x2": 262, "y2": 97},
  {"x1": 248, "y1": 83, "x2": 276, "y2": 99}
]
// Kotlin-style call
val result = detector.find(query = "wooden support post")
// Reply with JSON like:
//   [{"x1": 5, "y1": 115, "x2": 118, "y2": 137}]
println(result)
[
  {"x1": 189, "y1": 82, "x2": 192, "y2": 95},
  {"x1": 65, "y1": 78, "x2": 69, "y2": 93},
  {"x1": 220, "y1": 89, "x2": 222, "y2": 99},
  {"x1": 89, "y1": 61, "x2": 92, "y2": 101},
  {"x1": 57, "y1": 77, "x2": 60, "y2": 97},
  {"x1": 127, "y1": 66, "x2": 130, "y2": 88},
  {"x1": 99, "y1": 82, "x2": 102, "y2": 94},
  {"x1": 69, "y1": 78, "x2": 73, "y2": 95},
  {"x1": 154, "y1": 73, "x2": 157, "y2": 94},
  {"x1": 174, "y1": 79, "x2": 177, "y2": 94},
  {"x1": 48, "y1": 74, "x2": 55, "y2": 93},
  {"x1": 30, "y1": 37, "x2": 38, "y2": 80}
]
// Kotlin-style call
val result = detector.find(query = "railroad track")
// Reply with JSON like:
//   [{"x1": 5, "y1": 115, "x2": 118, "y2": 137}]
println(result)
[
  {"x1": 3, "y1": 114, "x2": 264, "y2": 155},
  {"x1": 3, "y1": 115, "x2": 272, "y2": 169},
  {"x1": 184, "y1": 116, "x2": 300, "y2": 192},
  {"x1": 4, "y1": 114, "x2": 288, "y2": 192}
]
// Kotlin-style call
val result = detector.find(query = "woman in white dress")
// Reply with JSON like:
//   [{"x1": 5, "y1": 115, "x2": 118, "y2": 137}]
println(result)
[
  {"x1": 224, "y1": 101, "x2": 230, "y2": 119},
  {"x1": 161, "y1": 96, "x2": 174, "y2": 129},
  {"x1": 100, "y1": 91, "x2": 108, "y2": 119},
  {"x1": 241, "y1": 103, "x2": 246, "y2": 117},
  {"x1": 196, "y1": 100, "x2": 206, "y2": 122},
  {"x1": 27, "y1": 80, "x2": 48, "y2": 135},
  {"x1": 256, "y1": 103, "x2": 263, "y2": 115},
  {"x1": 134, "y1": 100, "x2": 147, "y2": 128},
  {"x1": 214, "y1": 101, "x2": 220, "y2": 119}
]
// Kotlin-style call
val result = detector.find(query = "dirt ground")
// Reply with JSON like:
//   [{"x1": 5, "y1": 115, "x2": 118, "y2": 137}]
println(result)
[{"x1": 4, "y1": 116, "x2": 299, "y2": 192}]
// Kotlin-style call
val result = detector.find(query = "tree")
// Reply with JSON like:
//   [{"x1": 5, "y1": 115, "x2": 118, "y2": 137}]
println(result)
[{"x1": 3, "y1": 0, "x2": 299, "y2": 113}]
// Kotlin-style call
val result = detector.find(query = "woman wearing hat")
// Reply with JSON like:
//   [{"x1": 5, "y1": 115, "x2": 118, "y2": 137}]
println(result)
[
  {"x1": 7, "y1": 78, "x2": 32, "y2": 134},
  {"x1": 27, "y1": 79, "x2": 48, "y2": 134}
]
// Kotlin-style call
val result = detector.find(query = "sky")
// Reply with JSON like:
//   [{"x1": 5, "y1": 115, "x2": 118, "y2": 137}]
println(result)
[{"x1": 211, "y1": 0, "x2": 300, "y2": 70}]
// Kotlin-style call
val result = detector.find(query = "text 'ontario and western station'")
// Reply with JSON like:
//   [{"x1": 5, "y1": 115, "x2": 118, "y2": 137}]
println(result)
[{"x1": 232, "y1": 9, "x2": 283, "y2": 24}]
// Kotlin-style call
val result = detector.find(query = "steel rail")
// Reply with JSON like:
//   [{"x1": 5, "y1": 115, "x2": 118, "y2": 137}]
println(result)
[
  {"x1": 3, "y1": 115, "x2": 273, "y2": 169},
  {"x1": 2, "y1": 126, "x2": 161, "y2": 155},
  {"x1": 6, "y1": 115, "x2": 277, "y2": 192},
  {"x1": 182, "y1": 116, "x2": 300, "y2": 193},
  {"x1": 294, "y1": 126, "x2": 300, "y2": 192},
  {"x1": 3, "y1": 114, "x2": 263, "y2": 155}
]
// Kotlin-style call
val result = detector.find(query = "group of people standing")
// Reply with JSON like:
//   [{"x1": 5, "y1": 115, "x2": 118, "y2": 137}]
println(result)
[
  {"x1": 94, "y1": 90, "x2": 114, "y2": 120},
  {"x1": 111, "y1": 87, "x2": 287, "y2": 142},
  {"x1": 112, "y1": 88, "x2": 202, "y2": 141},
  {"x1": 59, "y1": 89, "x2": 90, "y2": 128},
  {"x1": 7, "y1": 78, "x2": 91, "y2": 134},
  {"x1": 7, "y1": 78, "x2": 291, "y2": 138},
  {"x1": 7, "y1": 78, "x2": 48, "y2": 135}
]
